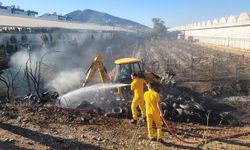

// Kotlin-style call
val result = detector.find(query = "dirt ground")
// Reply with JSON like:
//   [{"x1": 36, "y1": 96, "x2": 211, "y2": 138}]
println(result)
[{"x1": 0, "y1": 104, "x2": 249, "y2": 150}]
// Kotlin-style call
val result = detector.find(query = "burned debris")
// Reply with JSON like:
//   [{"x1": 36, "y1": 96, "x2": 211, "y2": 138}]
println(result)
[{"x1": 0, "y1": 33, "x2": 249, "y2": 129}]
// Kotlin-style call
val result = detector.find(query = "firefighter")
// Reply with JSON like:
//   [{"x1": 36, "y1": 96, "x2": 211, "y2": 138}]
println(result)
[
  {"x1": 144, "y1": 82, "x2": 164, "y2": 142},
  {"x1": 130, "y1": 73, "x2": 146, "y2": 124}
]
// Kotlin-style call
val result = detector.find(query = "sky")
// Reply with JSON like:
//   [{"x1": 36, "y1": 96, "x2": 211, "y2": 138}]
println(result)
[{"x1": 1, "y1": 0, "x2": 250, "y2": 27}]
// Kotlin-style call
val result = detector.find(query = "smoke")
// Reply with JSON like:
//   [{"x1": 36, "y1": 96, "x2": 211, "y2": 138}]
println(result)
[
  {"x1": 9, "y1": 49, "x2": 30, "y2": 69},
  {"x1": 1, "y1": 31, "x2": 141, "y2": 96},
  {"x1": 4, "y1": 32, "x2": 110, "y2": 95},
  {"x1": 47, "y1": 70, "x2": 82, "y2": 95},
  {"x1": 6, "y1": 33, "x2": 90, "y2": 95}
]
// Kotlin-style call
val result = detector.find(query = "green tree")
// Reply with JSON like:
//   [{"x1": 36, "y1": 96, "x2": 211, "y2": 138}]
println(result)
[{"x1": 152, "y1": 18, "x2": 167, "y2": 37}]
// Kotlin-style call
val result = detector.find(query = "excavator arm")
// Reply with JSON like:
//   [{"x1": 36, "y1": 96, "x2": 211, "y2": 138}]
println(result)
[{"x1": 82, "y1": 55, "x2": 112, "y2": 87}]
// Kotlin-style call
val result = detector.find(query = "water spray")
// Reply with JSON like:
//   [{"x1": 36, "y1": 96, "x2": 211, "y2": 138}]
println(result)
[{"x1": 57, "y1": 83, "x2": 129, "y2": 108}]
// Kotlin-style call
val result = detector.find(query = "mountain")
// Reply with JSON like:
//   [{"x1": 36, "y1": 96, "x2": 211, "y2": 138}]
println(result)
[{"x1": 66, "y1": 9, "x2": 150, "y2": 31}]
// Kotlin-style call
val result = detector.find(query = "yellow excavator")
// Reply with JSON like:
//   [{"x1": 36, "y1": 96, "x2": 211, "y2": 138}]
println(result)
[
  {"x1": 81, "y1": 55, "x2": 174, "y2": 99},
  {"x1": 82, "y1": 55, "x2": 112, "y2": 87}
]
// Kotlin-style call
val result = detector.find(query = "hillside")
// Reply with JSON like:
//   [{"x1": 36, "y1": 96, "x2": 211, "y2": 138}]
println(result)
[{"x1": 66, "y1": 9, "x2": 150, "y2": 31}]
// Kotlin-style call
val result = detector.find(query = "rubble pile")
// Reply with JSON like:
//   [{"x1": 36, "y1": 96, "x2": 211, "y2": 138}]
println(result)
[
  {"x1": 62, "y1": 83, "x2": 244, "y2": 126},
  {"x1": 0, "y1": 101, "x2": 249, "y2": 150},
  {"x1": 18, "y1": 91, "x2": 59, "y2": 106},
  {"x1": 11, "y1": 80, "x2": 246, "y2": 126}
]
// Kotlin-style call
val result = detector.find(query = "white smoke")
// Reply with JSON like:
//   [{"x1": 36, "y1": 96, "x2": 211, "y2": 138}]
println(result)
[
  {"x1": 47, "y1": 70, "x2": 82, "y2": 95},
  {"x1": 3, "y1": 32, "x2": 138, "y2": 96},
  {"x1": 9, "y1": 49, "x2": 31, "y2": 69},
  {"x1": 7, "y1": 34, "x2": 87, "y2": 95},
  {"x1": 5, "y1": 32, "x2": 106, "y2": 96}
]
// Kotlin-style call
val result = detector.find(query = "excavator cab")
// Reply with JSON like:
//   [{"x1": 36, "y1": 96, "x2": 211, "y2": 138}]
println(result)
[
  {"x1": 112, "y1": 58, "x2": 144, "y2": 100},
  {"x1": 82, "y1": 56, "x2": 144, "y2": 87},
  {"x1": 114, "y1": 58, "x2": 144, "y2": 83}
]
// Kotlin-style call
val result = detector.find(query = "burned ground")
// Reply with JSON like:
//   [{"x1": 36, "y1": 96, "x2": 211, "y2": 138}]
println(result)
[
  {"x1": 0, "y1": 37, "x2": 250, "y2": 149},
  {"x1": 0, "y1": 103, "x2": 250, "y2": 150},
  {"x1": 135, "y1": 39, "x2": 250, "y2": 124}
]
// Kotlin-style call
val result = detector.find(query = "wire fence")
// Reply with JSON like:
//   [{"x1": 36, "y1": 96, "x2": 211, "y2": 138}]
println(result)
[
  {"x1": 167, "y1": 53, "x2": 250, "y2": 82},
  {"x1": 193, "y1": 36, "x2": 250, "y2": 50}
]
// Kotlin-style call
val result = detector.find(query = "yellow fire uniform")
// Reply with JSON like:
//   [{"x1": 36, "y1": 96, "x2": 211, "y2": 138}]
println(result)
[
  {"x1": 144, "y1": 89, "x2": 163, "y2": 140},
  {"x1": 131, "y1": 77, "x2": 146, "y2": 120}
]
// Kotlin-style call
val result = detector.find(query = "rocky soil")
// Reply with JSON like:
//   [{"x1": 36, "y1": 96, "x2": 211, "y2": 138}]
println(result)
[{"x1": 0, "y1": 103, "x2": 249, "y2": 150}]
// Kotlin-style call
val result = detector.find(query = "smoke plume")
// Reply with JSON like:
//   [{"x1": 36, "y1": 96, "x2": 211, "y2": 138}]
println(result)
[{"x1": 2, "y1": 31, "x2": 140, "y2": 96}]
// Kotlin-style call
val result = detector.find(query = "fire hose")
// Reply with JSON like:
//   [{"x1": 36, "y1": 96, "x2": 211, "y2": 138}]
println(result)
[
  {"x1": 161, "y1": 116, "x2": 250, "y2": 145},
  {"x1": 161, "y1": 116, "x2": 200, "y2": 144}
]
